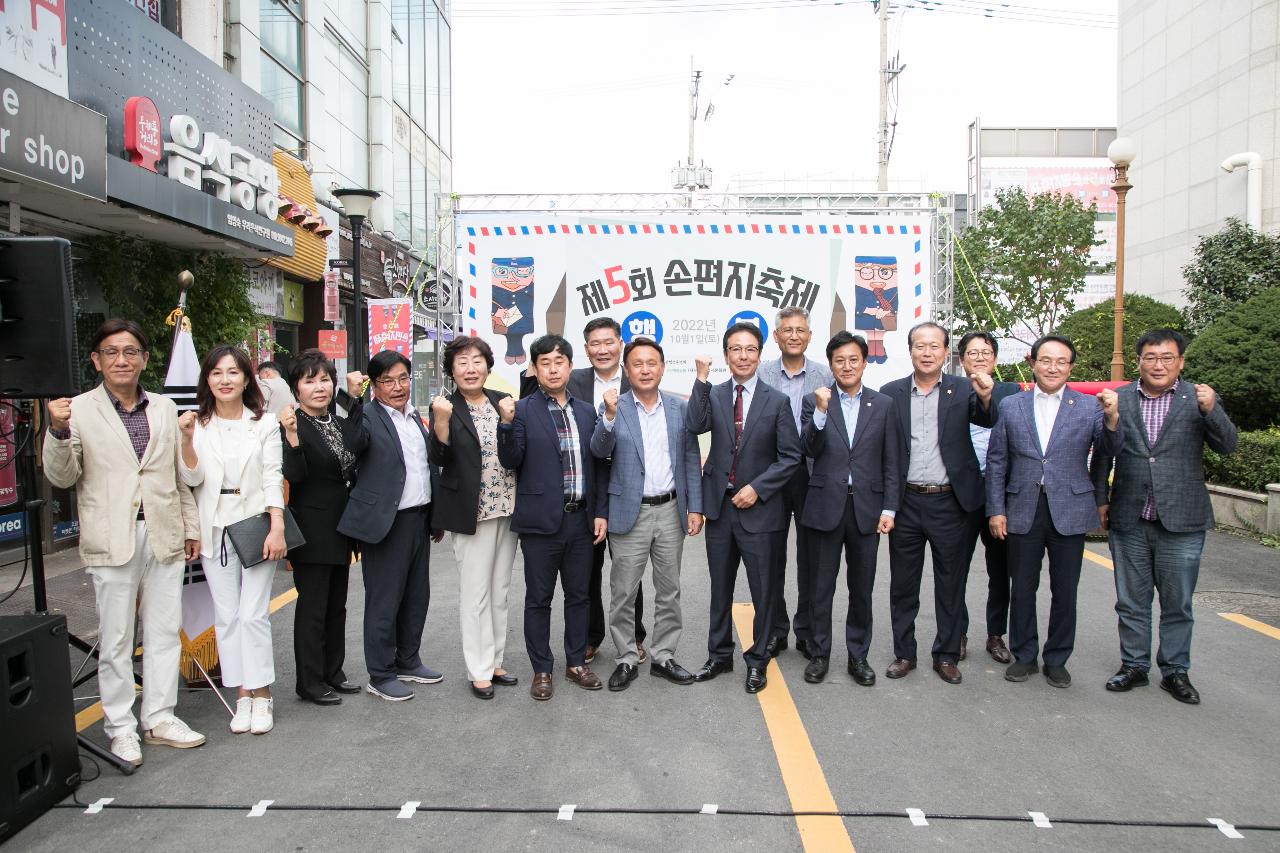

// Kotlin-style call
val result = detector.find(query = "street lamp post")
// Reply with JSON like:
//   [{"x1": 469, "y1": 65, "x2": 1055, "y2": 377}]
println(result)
[
  {"x1": 1107, "y1": 137, "x2": 1136, "y2": 382},
  {"x1": 332, "y1": 187, "x2": 381, "y2": 371}
]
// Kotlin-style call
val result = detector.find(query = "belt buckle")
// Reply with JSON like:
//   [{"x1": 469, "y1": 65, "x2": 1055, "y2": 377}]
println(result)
[{"x1": 563, "y1": 500, "x2": 581, "y2": 513}]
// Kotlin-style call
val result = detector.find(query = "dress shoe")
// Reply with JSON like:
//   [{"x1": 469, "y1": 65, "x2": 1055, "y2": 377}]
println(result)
[
  {"x1": 985, "y1": 636, "x2": 1012, "y2": 664},
  {"x1": 885, "y1": 658, "x2": 917, "y2": 679},
  {"x1": 584, "y1": 645, "x2": 598, "y2": 664},
  {"x1": 650, "y1": 659, "x2": 694, "y2": 685},
  {"x1": 471, "y1": 682, "x2": 495, "y2": 700},
  {"x1": 608, "y1": 663, "x2": 639, "y2": 692},
  {"x1": 959, "y1": 635, "x2": 968, "y2": 661},
  {"x1": 1004, "y1": 661, "x2": 1039, "y2": 682},
  {"x1": 744, "y1": 667, "x2": 768, "y2": 693},
  {"x1": 1105, "y1": 665, "x2": 1150, "y2": 692},
  {"x1": 1044, "y1": 665, "x2": 1072, "y2": 688},
  {"x1": 847, "y1": 658, "x2": 876, "y2": 686},
  {"x1": 304, "y1": 689, "x2": 342, "y2": 706},
  {"x1": 636, "y1": 643, "x2": 649, "y2": 664},
  {"x1": 565, "y1": 665, "x2": 603, "y2": 690},
  {"x1": 803, "y1": 656, "x2": 829, "y2": 684},
  {"x1": 1160, "y1": 672, "x2": 1200, "y2": 705},
  {"x1": 530, "y1": 672, "x2": 554, "y2": 700},
  {"x1": 932, "y1": 659, "x2": 962, "y2": 684},
  {"x1": 329, "y1": 680, "x2": 362, "y2": 695},
  {"x1": 795, "y1": 638, "x2": 813, "y2": 661},
  {"x1": 693, "y1": 658, "x2": 734, "y2": 682},
  {"x1": 765, "y1": 636, "x2": 788, "y2": 658},
  {"x1": 491, "y1": 672, "x2": 519, "y2": 687}
]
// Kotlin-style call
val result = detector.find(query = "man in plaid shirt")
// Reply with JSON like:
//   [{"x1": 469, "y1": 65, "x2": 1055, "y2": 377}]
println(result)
[{"x1": 1091, "y1": 328, "x2": 1237, "y2": 705}]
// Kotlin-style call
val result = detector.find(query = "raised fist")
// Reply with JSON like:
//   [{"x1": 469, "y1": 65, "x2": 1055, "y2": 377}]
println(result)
[
  {"x1": 602, "y1": 387, "x2": 619, "y2": 418},
  {"x1": 497, "y1": 396, "x2": 516, "y2": 423},
  {"x1": 1096, "y1": 387, "x2": 1119, "y2": 416},
  {"x1": 694, "y1": 354, "x2": 713, "y2": 382},
  {"x1": 813, "y1": 386, "x2": 831, "y2": 413},
  {"x1": 47, "y1": 398, "x2": 72, "y2": 431},
  {"x1": 346, "y1": 371, "x2": 368, "y2": 398},
  {"x1": 178, "y1": 410, "x2": 197, "y2": 438},
  {"x1": 431, "y1": 394, "x2": 454, "y2": 422},
  {"x1": 1194, "y1": 383, "x2": 1216, "y2": 413},
  {"x1": 278, "y1": 404, "x2": 297, "y2": 434},
  {"x1": 970, "y1": 371, "x2": 994, "y2": 398}
]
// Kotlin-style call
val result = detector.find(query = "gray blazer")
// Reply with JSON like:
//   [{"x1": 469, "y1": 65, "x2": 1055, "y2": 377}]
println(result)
[
  {"x1": 590, "y1": 391, "x2": 702, "y2": 535},
  {"x1": 1090, "y1": 380, "x2": 1237, "y2": 533},
  {"x1": 758, "y1": 357, "x2": 833, "y2": 413}
]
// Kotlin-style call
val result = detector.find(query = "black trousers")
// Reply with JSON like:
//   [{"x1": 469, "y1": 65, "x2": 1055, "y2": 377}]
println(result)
[
  {"x1": 360, "y1": 505, "x2": 431, "y2": 683},
  {"x1": 960, "y1": 510, "x2": 1012, "y2": 638},
  {"x1": 292, "y1": 561, "x2": 350, "y2": 699},
  {"x1": 521, "y1": 509, "x2": 593, "y2": 673},
  {"x1": 587, "y1": 539, "x2": 647, "y2": 647},
  {"x1": 887, "y1": 490, "x2": 971, "y2": 663},
  {"x1": 1007, "y1": 492, "x2": 1085, "y2": 667},
  {"x1": 705, "y1": 493, "x2": 780, "y2": 669},
  {"x1": 770, "y1": 466, "x2": 813, "y2": 643},
  {"x1": 808, "y1": 496, "x2": 880, "y2": 660}
]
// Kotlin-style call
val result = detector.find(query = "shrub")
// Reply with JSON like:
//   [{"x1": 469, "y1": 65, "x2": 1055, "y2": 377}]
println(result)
[
  {"x1": 1204, "y1": 428, "x2": 1280, "y2": 493},
  {"x1": 1051, "y1": 294, "x2": 1187, "y2": 381},
  {"x1": 1182, "y1": 217, "x2": 1280, "y2": 334},
  {"x1": 1184, "y1": 287, "x2": 1280, "y2": 432}
]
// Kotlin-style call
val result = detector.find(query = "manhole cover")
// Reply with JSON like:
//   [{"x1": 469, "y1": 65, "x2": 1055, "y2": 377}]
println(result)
[{"x1": 1193, "y1": 590, "x2": 1280, "y2": 620}]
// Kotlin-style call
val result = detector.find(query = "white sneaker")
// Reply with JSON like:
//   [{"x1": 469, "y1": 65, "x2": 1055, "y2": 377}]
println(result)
[
  {"x1": 110, "y1": 732, "x2": 143, "y2": 767},
  {"x1": 250, "y1": 697, "x2": 274, "y2": 735},
  {"x1": 230, "y1": 697, "x2": 253, "y2": 734},
  {"x1": 143, "y1": 717, "x2": 206, "y2": 749}
]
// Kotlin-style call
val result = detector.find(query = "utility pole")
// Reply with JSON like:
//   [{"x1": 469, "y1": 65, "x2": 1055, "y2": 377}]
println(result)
[
  {"x1": 688, "y1": 64, "x2": 701, "y2": 170},
  {"x1": 877, "y1": 0, "x2": 890, "y2": 191},
  {"x1": 672, "y1": 57, "x2": 712, "y2": 202}
]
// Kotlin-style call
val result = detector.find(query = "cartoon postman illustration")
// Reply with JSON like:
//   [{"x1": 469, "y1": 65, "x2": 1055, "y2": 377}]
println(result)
[
  {"x1": 852, "y1": 255, "x2": 899, "y2": 364},
  {"x1": 491, "y1": 256, "x2": 535, "y2": 365}
]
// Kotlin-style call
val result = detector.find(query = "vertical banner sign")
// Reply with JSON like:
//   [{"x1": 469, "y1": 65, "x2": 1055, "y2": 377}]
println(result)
[
  {"x1": 323, "y1": 271, "x2": 340, "y2": 322},
  {"x1": 317, "y1": 329, "x2": 347, "y2": 360},
  {"x1": 367, "y1": 298, "x2": 413, "y2": 360},
  {"x1": 0, "y1": 403, "x2": 16, "y2": 506},
  {"x1": 457, "y1": 213, "x2": 934, "y2": 396}
]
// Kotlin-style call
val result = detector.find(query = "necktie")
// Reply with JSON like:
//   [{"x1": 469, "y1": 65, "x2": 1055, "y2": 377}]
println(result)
[{"x1": 729, "y1": 384, "x2": 744, "y2": 486}]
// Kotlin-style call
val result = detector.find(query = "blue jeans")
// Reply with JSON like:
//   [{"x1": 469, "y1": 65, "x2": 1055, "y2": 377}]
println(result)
[{"x1": 1109, "y1": 522, "x2": 1205, "y2": 677}]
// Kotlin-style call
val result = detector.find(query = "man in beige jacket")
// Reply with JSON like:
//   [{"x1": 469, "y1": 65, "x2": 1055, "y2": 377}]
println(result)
[{"x1": 42, "y1": 319, "x2": 206, "y2": 767}]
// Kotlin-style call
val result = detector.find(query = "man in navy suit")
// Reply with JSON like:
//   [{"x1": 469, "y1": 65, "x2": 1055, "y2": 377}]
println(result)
[
  {"x1": 798, "y1": 332, "x2": 901, "y2": 686},
  {"x1": 879, "y1": 322, "x2": 996, "y2": 685},
  {"x1": 987, "y1": 335, "x2": 1121, "y2": 688},
  {"x1": 498, "y1": 334, "x2": 608, "y2": 700},
  {"x1": 687, "y1": 322, "x2": 802, "y2": 694},
  {"x1": 339, "y1": 351, "x2": 443, "y2": 702},
  {"x1": 591, "y1": 337, "x2": 703, "y2": 692}
]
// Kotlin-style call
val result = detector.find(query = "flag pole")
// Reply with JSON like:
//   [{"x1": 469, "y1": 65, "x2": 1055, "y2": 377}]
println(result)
[{"x1": 170, "y1": 269, "x2": 194, "y2": 354}]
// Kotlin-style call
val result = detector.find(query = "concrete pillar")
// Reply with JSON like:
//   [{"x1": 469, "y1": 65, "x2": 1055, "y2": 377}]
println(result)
[{"x1": 1267, "y1": 484, "x2": 1280, "y2": 537}]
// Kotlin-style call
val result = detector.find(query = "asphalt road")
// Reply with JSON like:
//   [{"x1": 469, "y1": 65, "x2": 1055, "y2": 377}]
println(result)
[{"x1": 5, "y1": 526, "x2": 1280, "y2": 852}]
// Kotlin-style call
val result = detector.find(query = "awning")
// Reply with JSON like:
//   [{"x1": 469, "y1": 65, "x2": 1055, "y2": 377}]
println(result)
[{"x1": 266, "y1": 151, "x2": 328, "y2": 281}]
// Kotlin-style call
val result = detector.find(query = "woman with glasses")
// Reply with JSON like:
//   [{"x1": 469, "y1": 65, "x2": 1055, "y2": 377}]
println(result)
[
  {"x1": 429, "y1": 337, "x2": 520, "y2": 699},
  {"x1": 180, "y1": 345, "x2": 286, "y2": 735}
]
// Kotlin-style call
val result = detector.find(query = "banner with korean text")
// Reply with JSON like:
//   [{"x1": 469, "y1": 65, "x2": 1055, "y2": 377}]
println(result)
[
  {"x1": 368, "y1": 298, "x2": 413, "y2": 360},
  {"x1": 457, "y1": 213, "x2": 934, "y2": 396}
]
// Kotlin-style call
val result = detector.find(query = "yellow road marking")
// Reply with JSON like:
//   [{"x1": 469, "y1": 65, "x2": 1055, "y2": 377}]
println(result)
[
  {"x1": 76, "y1": 586, "x2": 300, "y2": 733},
  {"x1": 1083, "y1": 549, "x2": 1114, "y2": 571},
  {"x1": 731, "y1": 602, "x2": 855, "y2": 853},
  {"x1": 1218, "y1": 612, "x2": 1280, "y2": 641}
]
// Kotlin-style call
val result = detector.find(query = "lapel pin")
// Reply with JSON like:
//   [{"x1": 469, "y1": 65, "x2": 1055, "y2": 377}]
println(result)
[
  {"x1": 1068, "y1": 399, "x2": 1075, "y2": 406},
  {"x1": 946, "y1": 388, "x2": 953, "y2": 395}
]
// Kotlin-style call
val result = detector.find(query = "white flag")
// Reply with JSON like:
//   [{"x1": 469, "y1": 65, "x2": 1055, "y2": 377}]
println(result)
[{"x1": 164, "y1": 325, "x2": 200, "y2": 411}]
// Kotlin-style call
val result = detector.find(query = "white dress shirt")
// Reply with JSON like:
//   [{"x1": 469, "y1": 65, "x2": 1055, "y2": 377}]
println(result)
[
  {"x1": 592, "y1": 368, "x2": 623, "y2": 411},
  {"x1": 1033, "y1": 387, "x2": 1063, "y2": 454},
  {"x1": 379, "y1": 399, "x2": 432, "y2": 509},
  {"x1": 601, "y1": 395, "x2": 676, "y2": 497},
  {"x1": 811, "y1": 386, "x2": 895, "y2": 518},
  {"x1": 732, "y1": 373, "x2": 759, "y2": 426}
]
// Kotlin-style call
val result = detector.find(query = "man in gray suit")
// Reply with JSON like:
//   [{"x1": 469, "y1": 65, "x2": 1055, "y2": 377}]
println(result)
[
  {"x1": 591, "y1": 338, "x2": 704, "y2": 692},
  {"x1": 757, "y1": 307, "x2": 832, "y2": 659},
  {"x1": 1092, "y1": 328, "x2": 1237, "y2": 705},
  {"x1": 987, "y1": 335, "x2": 1121, "y2": 688}
]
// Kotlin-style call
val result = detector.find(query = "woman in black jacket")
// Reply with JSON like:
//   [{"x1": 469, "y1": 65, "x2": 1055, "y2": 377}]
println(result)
[
  {"x1": 279, "y1": 349, "x2": 361, "y2": 706},
  {"x1": 428, "y1": 337, "x2": 518, "y2": 700}
]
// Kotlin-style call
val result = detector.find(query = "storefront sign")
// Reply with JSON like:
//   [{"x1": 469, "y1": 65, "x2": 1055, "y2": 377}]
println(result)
[
  {"x1": 124, "y1": 95, "x2": 162, "y2": 171},
  {"x1": 248, "y1": 266, "x2": 284, "y2": 318},
  {"x1": 0, "y1": 0, "x2": 68, "y2": 97},
  {"x1": 162, "y1": 114, "x2": 280, "y2": 219},
  {"x1": 318, "y1": 329, "x2": 347, "y2": 360},
  {"x1": 0, "y1": 511, "x2": 23, "y2": 543},
  {"x1": 0, "y1": 404, "x2": 16, "y2": 507},
  {"x1": 0, "y1": 68, "x2": 107, "y2": 200}
]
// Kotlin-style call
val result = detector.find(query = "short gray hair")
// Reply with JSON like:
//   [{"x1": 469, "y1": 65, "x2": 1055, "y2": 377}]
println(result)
[{"x1": 775, "y1": 306, "x2": 810, "y2": 327}]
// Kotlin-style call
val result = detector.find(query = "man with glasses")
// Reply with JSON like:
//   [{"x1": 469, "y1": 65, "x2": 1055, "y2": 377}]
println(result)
[
  {"x1": 340, "y1": 351, "x2": 443, "y2": 701},
  {"x1": 43, "y1": 319, "x2": 206, "y2": 767},
  {"x1": 956, "y1": 332, "x2": 1022, "y2": 664},
  {"x1": 758, "y1": 307, "x2": 833, "y2": 660},
  {"x1": 1091, "y1": 329, "x2": 1236, "y2": 704},
  {"x1": 986, "y1": 335, "x2": 1121, "y2": 689},
  {"x1": 853, "y1": 256, "x2": 899, "y2": 364},
  {"x1": 688, "y1": 322, "x2": 801, "y2": 694},
  {"x1": 879, "y1": 322, "x2": 995, "y2": 684}
]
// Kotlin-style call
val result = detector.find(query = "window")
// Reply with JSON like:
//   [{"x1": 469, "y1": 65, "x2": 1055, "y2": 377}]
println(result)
[
  {"x1": 392, "y1": 0, "x2": 409, "y2": 110},
  {"x1": 332, "y1": 40, "x2": 370, "y2": 186},
  {"x1": 261, "y1": 0, "x2": 305, "y2": 154},
  {"x1": 424, "y1": 5, "x2": 440, "y2": 142},
  {"x1": 438, "y1": 18, "x2": 450, "y2": 154},
  {"x1": 409, "y1": 0, "x2": 426, "y2": 127}
]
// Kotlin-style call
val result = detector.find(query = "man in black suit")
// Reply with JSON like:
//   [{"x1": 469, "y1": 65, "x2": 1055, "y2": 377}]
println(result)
[
  {"x1": 338, "y1": 351, "x2": 442, "y2": 702},
  {"x1": 687, "y1": 322, "x2": 802, "y2": 694},
  {"x1": 520, "y1": 318, "x2": 646, "y2": 664},
  {"x1": 955, "y1": 331, "x2": 1022, "y2": 664},
  {"x1": 498, "y1": 334, "x2": 608, "y2": 700},
  {"x1": 798, "y1": 332, "x2": 901, "y2": 685},
  {"x1": 879, "y1": 322, "x2": 995, "y2": 685}
]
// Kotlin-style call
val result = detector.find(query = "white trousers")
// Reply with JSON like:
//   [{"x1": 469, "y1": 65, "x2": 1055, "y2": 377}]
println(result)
[
  {"x1": 452, "y1": 516, "x2": 518, "y2": 682},
  {"x1": 201, "y1": 539, "x2": 277, "y2": 690},
  {"x1": 87, "y1": 522, "x2": 184, "y2": 739}
]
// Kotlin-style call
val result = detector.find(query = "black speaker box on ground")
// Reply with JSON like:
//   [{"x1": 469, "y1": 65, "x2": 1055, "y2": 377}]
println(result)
[
  {"x1": 0, "y1": 614, "x2": 80, "y2": 845},
  {"x1": 0, "y1": 237, "x2": 79, "y2": 399}
]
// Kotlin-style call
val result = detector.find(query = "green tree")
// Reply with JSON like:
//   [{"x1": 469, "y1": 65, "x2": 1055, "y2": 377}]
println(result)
[
  {"x1": 1184, "y1": 287, "x2": 1280, "y2": 431},
  {"x1": 78, "y1": 238, "x2": 262, "y2": 390},
  {"x1": 1051, "y1": 294, "x2": 1187, "y2": 381},
  {"x1": 1182, "y1": 217, "x2": 1280, "y2": 334},
  {"x1": 947, "y1": 186, "x2": 1106, "y2": 349}
]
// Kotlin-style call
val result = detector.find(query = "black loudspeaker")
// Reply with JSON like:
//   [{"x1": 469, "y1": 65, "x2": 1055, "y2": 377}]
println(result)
[
  {"x1": 0, "y1": 237, "x2": 79, "y2": 398},
  {"x1": 0, "y1": 614, "x2": 80, "y2": 845}
]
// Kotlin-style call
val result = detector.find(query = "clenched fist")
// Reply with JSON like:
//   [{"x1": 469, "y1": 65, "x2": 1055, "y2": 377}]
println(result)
[
  {"x1": 602, "y1": 387, "x2": 619, "y2": 419},
  {"x1": 813, "y1": 386, "x2": 831, "y2": 413},
  {"x1": 1194, "y1": 383, "x2": 1216, "y2": 413},
  {"x1": 346, "y1": 371, "x2": 368, "y2": 398},
  {"x1": 178, "y1": 411, "x2": 197, "y2": 438},
  {"x1": 1096, "y1": 387, "x2": 1119, "y2": 416},
  {"x1": 47, "y1": 398, "x2": 72, "y2": 432},
  {"x1": 497, "y1": 395, "x2": 516, "y2": 423},
  {"x1": 970, "y1": 371, "x2": 994, "y2": 400},
  {"x1": 430, "y1": 393, "x2": 454, "y2": 422},
  {"x1": 278, "y1": 404, "x2": 298, "y2": 435},
  {"x1": 694, "y1": 354, "x2": 713, "y2": 382}
]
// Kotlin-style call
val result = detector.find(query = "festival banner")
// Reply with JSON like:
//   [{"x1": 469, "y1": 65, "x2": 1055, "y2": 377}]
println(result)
[
  {"x1": 367, "y1": 298, "x2": 413, "y2": 360},
  {"x1": 457, "y1": 213, "x2": 934, "y2": 396}
]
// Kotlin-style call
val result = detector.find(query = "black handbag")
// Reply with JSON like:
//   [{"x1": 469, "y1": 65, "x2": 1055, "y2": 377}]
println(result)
[{"x1": 220, "y1": 508, "x2": 306, "y2": 568}]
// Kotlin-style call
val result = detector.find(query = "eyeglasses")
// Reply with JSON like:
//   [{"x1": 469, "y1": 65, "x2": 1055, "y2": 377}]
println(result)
[
  {"x1": 97, "y1": 346, "x2": 145, "y2": 361},
  {"x1": 1034, "y1": 358, "x2": 1073, "y2": 369},
  {"x1": 1139, "y1": 354, "x2": 1179, "y2": 366},
  {"x1": 858, "y1": 266, "x2": 895, "y2": 281},
  {"x1": 777, "y1": 327, "x2": 810, "y2": 338},
  {"x1": 375, "y1": 375, "x2": 412, "y2": 388},
  {"x1": 963, "y1": 349, "x2": 994, "y2": 359},
  {"x1": 726, "y1": 346, "x2": 760, "y2": 356}
]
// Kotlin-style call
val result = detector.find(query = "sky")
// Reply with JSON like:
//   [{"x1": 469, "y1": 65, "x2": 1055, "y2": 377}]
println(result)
[{"x1": 450, "y1": 0, "x2": 1118, "y2": 198}]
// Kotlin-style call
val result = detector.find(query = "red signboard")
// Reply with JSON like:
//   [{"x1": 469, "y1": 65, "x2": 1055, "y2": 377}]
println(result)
[
  {"x1": 124, "y1": 96, "x2": 162, "y2": 172},
  {"x1": 367, "y1": 299, "x2": 412, "y2": 360},
  {"x1": 318, "y1": 330, "x2": 347, "y2": 360},
  {"x1": 0, "y1": 403, "x2": 16, "y2": 507},
  {"x1": 323, "y1": 271, "x2": 340, "y2": 322}
]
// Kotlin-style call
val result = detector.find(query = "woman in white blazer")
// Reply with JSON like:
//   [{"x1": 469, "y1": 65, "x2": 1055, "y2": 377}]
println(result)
[{"x1": 180, "y1": 344, "x2": 287, "y2": 735}]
